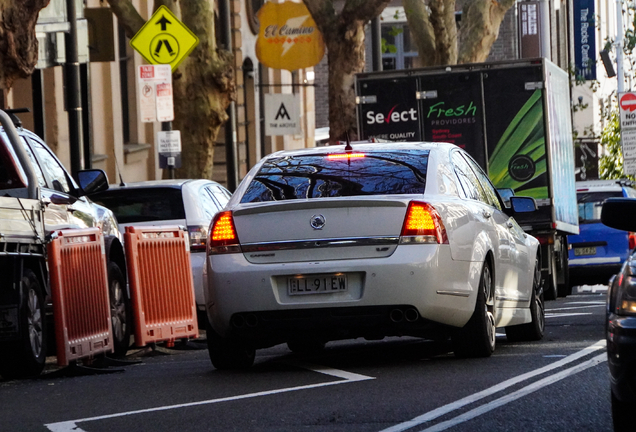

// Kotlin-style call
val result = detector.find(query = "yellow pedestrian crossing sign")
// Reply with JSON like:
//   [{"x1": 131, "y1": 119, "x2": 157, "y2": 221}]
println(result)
[{"x1": 130, "y1": 5, "x2": 199, "y2": 71}]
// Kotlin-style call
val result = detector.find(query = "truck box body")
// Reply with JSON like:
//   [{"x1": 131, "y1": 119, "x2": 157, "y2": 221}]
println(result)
[{"x1": 355, "y1": 58, "x2": 579, "y2": 237}]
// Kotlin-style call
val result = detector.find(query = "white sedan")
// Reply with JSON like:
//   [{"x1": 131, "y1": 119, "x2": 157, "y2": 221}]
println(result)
[{"x1": 204, "y1": 142, "x2": 543, "y2": 369}]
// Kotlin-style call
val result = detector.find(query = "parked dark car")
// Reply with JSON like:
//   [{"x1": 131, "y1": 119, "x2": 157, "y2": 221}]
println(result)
[{"x1": 601, "y1": 197, "x2": 636, "y2": 432}]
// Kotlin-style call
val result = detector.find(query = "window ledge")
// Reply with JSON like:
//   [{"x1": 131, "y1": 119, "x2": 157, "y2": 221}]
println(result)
[
  {"x1": 124, "y1": 143, "x2": 152, "y2": 154},
  {"x1": 124, "y1": 143, "x2": 152, "y2": 164}
]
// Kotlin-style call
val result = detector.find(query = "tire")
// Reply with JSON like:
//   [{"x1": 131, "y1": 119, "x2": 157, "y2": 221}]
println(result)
[
  {"x1": 287, "y1": 338, "x2": 326, "y2": 354},
  {"x1": 544, "y1": 252, "x2": 558, "y2": 301},
  {"x1": 452, "y1": 261, "x2": 496, "y2": 358},
  {"x1": 108, "y1": 262, "x2": 131, "y2": 358},
  {"x1": 0, "y1": 269, "x2": 46, "y2": 379},
  {"x1": 505, "y1": 256, "x2": 545, "y2": 342},
  {"x1": 557, "y1": 243, "x2": 570, "y2": 297},
  {"x1": 206, "y1": 318, "x2": 255, "y2": 370},
  {"x1": 611, "y1": 391, "x2": 632, "y2": 432}
]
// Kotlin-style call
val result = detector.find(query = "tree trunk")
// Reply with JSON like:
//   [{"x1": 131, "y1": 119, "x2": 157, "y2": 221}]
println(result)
[
  {"x1": 0, "y1": 0, "x2": 51, "y2": 90},
  {"x1": 403, "y1": 0, "x2": 457, "y2": 67},
  {"x1": 108, "y1": 0, "x2": 234, "y2": 180},
  {"x1": 457, "y1": 0, "x2": 515, "y2": 63},
  {"x1": 304, "y1": 0, "x2": 390, "y2": 143}
]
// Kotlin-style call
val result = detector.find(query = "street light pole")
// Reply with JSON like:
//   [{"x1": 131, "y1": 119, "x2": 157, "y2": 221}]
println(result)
[{"x1": 65, "y1": 0, "x2": 84, "y2": 176}]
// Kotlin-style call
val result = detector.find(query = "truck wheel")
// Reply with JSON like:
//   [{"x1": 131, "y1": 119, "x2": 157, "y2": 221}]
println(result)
[
  {"x1": 452, "y1": 261, "x2": 496, "y2": 358},
  {"x1": 108, "y1": 262, "x2": 131, "y2": 358},
  {"x1": 544, "y1": 253, "x2": 558, "y2": 300},
  {"x1": 505, "y1": 257, "x2": 545, "y2": 342},
  {"x1": 0, "y1": 269, "x2": 46, "y2": 379},
  {"x1": 206, "y1": 319, "x2": 255, "y2": 370},
  {"x1": 557, "y1": 245, "x2": 570, "y2": 297}
]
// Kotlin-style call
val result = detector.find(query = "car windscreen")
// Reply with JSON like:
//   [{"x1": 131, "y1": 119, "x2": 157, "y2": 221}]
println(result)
[
  {"x1": 91, "y1": 188, "x2": 185, "y2": 223},
  {"x1": 577, "y1": 191, "x2": 623, "y2": 223},
  {"x1": 240, "y1": 149, "x2": 429, "y2": 203}
]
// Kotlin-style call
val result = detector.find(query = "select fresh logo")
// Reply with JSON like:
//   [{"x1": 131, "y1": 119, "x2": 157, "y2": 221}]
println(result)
[
  {"x1": 508, "y1": 155, "x2": 536, "y2": 181},
  {"x1": 366, "y1": 105, "x2": 417, "y2": 124}
]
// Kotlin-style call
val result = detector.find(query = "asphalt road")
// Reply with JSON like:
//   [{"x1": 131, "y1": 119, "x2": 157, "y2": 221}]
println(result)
[{"x1": 1, "y1": 286, "x2": 611, "y2": 432}]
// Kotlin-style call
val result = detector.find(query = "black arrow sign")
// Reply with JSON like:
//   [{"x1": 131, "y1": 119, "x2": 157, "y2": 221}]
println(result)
[{"x1": 156, "y1": 15, "x2": 172, "y2": 31}]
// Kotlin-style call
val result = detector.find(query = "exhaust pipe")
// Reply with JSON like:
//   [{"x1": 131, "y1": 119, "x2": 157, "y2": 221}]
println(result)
[
  {"x1": 404, "y1": 308, "x2": 419, "y2": 322},
  {"x1": 245, "y1": 314, "x2": 258, "y2": 327},
  {"x1": 390, "y1": 308, "x2": 404, "y2": 322},
  {"x1": 231, "y1": 314, "x2": 246, "y2": 328}
]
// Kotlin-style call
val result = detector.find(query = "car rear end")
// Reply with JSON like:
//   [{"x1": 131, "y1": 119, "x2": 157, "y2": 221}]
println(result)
[
  {"x1": 205, "y1": 144, "x2": 477, "y2": 348},
  {"x1": 568, "y1": 181, "x2": 636, "y2": 286}
]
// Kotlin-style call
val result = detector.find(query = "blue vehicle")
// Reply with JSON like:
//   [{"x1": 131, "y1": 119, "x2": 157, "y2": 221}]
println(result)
[{"x1": 568, "y1": 180, "x2": 636, "y2": 287}]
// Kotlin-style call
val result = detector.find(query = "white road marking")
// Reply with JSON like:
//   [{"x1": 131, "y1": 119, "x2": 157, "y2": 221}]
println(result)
[
  {"x1": 45, "y1": 365, "x2": 375, "y2": 432},
  {"x1": 546, "y1": 312, "x2": 593, "y2": 318},
  {"x1": 563, "y1": 301, "x2": 606, "y2": 305},
  {"x1": 378, "y1": 339, "x2": 605, "y2": 432},
  {"x1": 419, "y1": 353, "x2": 606, "y2": 432},
  {"x1": 546, "y1": 305, "x2": 604, "y2": 312}
]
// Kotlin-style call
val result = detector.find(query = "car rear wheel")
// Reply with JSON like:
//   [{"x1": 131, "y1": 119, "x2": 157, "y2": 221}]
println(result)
[
  {"x1": 206, "y1": 319, "x2": 255, "y2": 370},
  {"x1": 611, "y1": 391, "x2": 632, "y2": 432},
  {"x1": 452, "y1": 261, "x2": 496, "y2": 358},
  {"x1": 0, "y1": 269, "x2": 46, "y2": 379},
  {"x1": 505, "y1": 256, "x2": 545, "y2": 342},
  {"x1": 108, "y1": 262, "x2": 131, "y2": 358}
]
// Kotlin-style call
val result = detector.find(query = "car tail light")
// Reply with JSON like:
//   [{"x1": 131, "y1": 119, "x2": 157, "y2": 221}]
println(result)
[
  {"x1": 629, "y1": 232, "x2": 636, "y2": 250},
  {"x1": 188, "y1": 225, "x2": 208, "y2": 252},
  {"x1": 326, "y1": 153, "x2": 365, "y2": 160},
  {"x1": 400, "y1": 201, "x2": 448, "y2": 244},
  {"x1": 208, "y1": 211, "x2": 241, "y2": 254}
]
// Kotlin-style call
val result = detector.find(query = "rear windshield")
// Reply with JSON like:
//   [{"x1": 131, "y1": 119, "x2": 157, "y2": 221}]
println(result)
[
  {"x1": 91, "y1": 188, "x2": 185, "y2": 223},
  {"x1": 577, "y1": 191, "x2": 623, "y2": 223},
  {"x1": 240, "y1": 150, "x2": 429, "y2": 203}
]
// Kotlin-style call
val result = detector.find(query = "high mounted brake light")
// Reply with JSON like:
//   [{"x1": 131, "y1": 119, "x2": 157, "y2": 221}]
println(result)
[
  {"x1": 400, "y1": 201, "x2": 448, "y2": 244},
  {"x1": 326, "y1": 153, "x2": 366, "y2": 160},
  {"x1": 208, "y1": 211, "x2": 241, "y2": 254}
]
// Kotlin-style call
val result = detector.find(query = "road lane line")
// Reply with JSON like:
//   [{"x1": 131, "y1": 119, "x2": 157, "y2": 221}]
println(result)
[
  {"x1": 546, "y1": 312, "x2": 593, "y2": 318},
  {"x1": 378, "y1": 339, "x2": 605, "y2": 432},
  {"x1": 419, "y1": 353, "x2": 607, "y2": 432},
  {"x1": 546, "y1": 305, "x2": 604, "y2": 311},
  {"x1": 45, "y1": 366, "x2": 374, "y2": 432}
]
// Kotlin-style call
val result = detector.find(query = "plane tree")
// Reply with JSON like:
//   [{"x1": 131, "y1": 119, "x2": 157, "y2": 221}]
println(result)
[{"x1": 108, "y1": 0, "x2": 234, "y2": 179}]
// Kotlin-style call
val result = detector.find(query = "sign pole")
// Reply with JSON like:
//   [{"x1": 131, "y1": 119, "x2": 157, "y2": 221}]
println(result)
[{"x1": 162, "y1": 121, "x2": 175, "y2": 179}]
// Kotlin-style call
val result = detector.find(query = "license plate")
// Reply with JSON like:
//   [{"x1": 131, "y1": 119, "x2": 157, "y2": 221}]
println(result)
[
  {"x1": 288, "y1": 274, "x2": 348, "y2": 295},
  {"x1": 574, "y1": 246, "x2": 596, "y2": 256}
]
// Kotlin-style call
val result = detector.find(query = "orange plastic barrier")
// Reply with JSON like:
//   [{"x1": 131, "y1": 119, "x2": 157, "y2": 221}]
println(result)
[
  {"x1": 48, "y1": 228, "x2": 113, "y2": 366},
  {"x1": 124, "y1": 226, "x2": 198, "y2": 347}
]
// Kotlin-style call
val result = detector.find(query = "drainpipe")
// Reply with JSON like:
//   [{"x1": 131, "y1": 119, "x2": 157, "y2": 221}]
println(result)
[
  {"x1": 616, "y1": 0, "x2": 624, "y2": 93},
  {"x1": 65, "y1": 0, "x2": 84, "y2": 176},
  {"x1": 219, "y1": 0, "x2": 238, "y2": 191},
  {"x1": 539, "y1": 0, "x2": 551, "y2": 60}
]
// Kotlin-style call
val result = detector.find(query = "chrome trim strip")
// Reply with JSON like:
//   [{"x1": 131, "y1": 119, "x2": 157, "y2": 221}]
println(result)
[
  {"x1": 436, "y1": 290, "x2": 470, "y2": 297},
  {"x1": 496, "y1": 296, "x2": 530, "y2": 302},
  {"x1": 241, "y1": 236, "x2": 399, "y2": 252}
]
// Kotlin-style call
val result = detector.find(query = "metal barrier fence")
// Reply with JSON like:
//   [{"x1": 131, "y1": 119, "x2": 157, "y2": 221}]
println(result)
[
  {"x1": 48, "y1": 228, "x2": 113, "y2": 366},
  {"x1": 124, "y1": 226, "x2": 198, "y2": 347}
]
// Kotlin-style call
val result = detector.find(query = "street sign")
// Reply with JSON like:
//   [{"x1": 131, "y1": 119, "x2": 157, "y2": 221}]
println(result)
[
  {"x1": 137, "y1": 65, "x2": 174, "y2": 123},
  {"x1": 619, "y1": 92, "x2": 636, "y2": 175},
  {"x1": 264, "y1": 94, "x2": 301, "y2": 136},
  {"x1": 130, "y1": 5, "x2": 199, "y2": 72},
  {"x1": 157, "y1": 130, "x2": 182, "y2": 169}
]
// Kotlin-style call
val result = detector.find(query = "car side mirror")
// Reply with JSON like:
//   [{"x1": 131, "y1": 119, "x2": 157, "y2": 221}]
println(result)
[
  {"x1": 602, "y1": 198, "x2": 636, "y2": 232},
  {"x1": 76, "y1": 169, "x2": 109, "y2": 196},
  {"x1": 508, "y1": 196, "x2": 537, "y2": 214}
]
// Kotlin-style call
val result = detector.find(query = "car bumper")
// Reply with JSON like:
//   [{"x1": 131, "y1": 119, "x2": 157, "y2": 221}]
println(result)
[
  {"x1": 205, "y1": 245, "x2": 481, "y2": 340},
  {"x1": 607, "y1": 313, "x2": 636, "y2": 402},
  {"x1": 190, "y1": 251, "x2": 206, "y2": 310}
]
